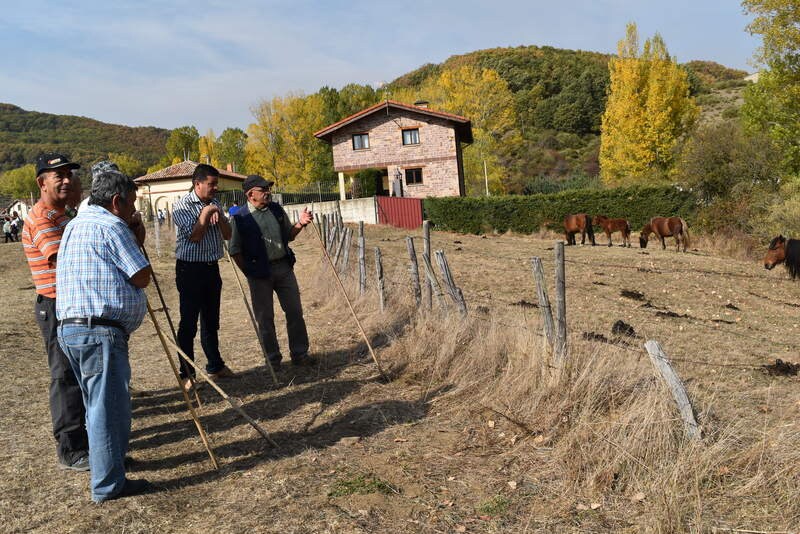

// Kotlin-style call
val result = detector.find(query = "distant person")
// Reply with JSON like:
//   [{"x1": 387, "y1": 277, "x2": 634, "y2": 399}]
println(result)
[
  {"x1": 3, "y1": 217, "x2": 12, "y2": 243},
  {"x1": 228, "y1": 201, "x2": 240, "y2": 218},
  {"x1": 157, "y1": 208, "x2": 165, "y2": 224},
  {"x1": 21, "y1": 152, "x2": 89, "y2": 471},
  {"x1": 229, "y1": 175, "x2": 314, "y2": 371},
  {"x1": 10, "y1": 212, "x2": 19, "y2": 241},
  {"x1": 56, "y1": 169, "x2": 152, "y2": 502},
  {"x1": 172, "y1": 164, "x2": 233, "y2": 392}
]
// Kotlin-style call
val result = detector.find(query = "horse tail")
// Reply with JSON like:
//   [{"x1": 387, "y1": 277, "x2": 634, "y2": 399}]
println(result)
[
  {"x1": 786, "y1": 239, "x2": 800, "y2": 279},
  {"x1": 680, "y1": 218, "x2": 690, "y2": 249},
  {"x1": 585, "y1": 214, "x2": 595, "y2": 239}
]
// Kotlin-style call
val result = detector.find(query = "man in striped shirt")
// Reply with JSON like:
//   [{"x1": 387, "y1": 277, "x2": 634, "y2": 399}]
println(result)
[
  {"x1": 173, "y1": 164, "x2": 233, "y2": 391},
  {"x1": 21, "y1": 152, "x2": 89, "y2": 471}
]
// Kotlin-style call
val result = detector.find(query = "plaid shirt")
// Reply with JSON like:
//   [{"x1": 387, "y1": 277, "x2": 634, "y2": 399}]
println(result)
[
  {"x1": 55, "y1": 205, "x2": 149, "y2": 334},
  {"x1": 173, "y1": 190, "x2": 224, "y2": 262}
]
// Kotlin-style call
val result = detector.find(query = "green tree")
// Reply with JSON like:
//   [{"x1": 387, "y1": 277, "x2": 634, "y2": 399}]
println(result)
[
  {"x1": 0, "y1": 164, "x2": 37, "y2": 198},
  {"x1": 217, "y1": 127, "x2": 248, "y2": 173},
  {"x1": 106, "y1": 153, "x2": 146, "y2": 178},
  {"x1": 741, "y1": 0, "x2": 800, "y2": 172},
  {"x1": 166, "y1": 126, "x2": 200, "y2": 163},
  {"x1": 600, "y1": 23, "x2": 698, "y2": 186}
]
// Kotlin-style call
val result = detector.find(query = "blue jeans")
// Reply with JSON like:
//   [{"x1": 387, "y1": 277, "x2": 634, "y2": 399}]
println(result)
[{"x1": 57, "y1": 324, "x2": 131, "y2": 502}]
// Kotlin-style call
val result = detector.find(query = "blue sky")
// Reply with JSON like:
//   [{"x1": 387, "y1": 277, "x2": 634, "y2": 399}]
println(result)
[{"x1": 0, "y1": 1, "x2": 759, "y2": 133}]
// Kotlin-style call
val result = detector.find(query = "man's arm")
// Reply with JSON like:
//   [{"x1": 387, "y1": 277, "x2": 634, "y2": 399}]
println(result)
[
  {"x1": 289, "y1": 207, "x2": 313, "y2": 241},
  {"x1": 189, "y1": 204, "x2": 232, "y2": 242},
  {"x1": 129, "y1": 266, "x2": 152, "y2": 288},
  {"x1": 230, "y1": 252, "x2": 245, "y2": 272}
]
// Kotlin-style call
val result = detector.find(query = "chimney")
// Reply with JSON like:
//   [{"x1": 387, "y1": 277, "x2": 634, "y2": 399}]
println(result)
[
  {"x1": 226, "y1": 163, "x2": 233, "y2": 172},
  {"x1": 414, "y1": 100, "x2": 429, "y2": 109}
]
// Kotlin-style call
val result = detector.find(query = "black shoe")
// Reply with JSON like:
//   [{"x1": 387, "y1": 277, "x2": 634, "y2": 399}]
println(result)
[
  {"x1": 291, "y1": 354, "x2": 318, "y2": 367},
  {"x1": 59, "y1": 453, "x2": 90, "y2": 472},
  {"x1": 268, "y1": 359, "x2": 281, "y2": 372},
  {"x1": 101, "y1": 478, "x2": 153, "y2": 502}
]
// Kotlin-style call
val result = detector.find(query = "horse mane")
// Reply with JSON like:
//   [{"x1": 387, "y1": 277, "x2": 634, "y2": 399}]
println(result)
[
  {"x1": 769, "y1": 235, "x2": 783, "y2": 249},
  {"x1": 785, "y1": 239, "x2": 800, "y2": 279}
]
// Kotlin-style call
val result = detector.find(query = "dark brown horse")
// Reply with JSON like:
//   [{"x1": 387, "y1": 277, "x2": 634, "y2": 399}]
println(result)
[
  {"x1": 594, "y1": 215, "x2": 631, "y2": 247},
  {"x1": 764, "y1": 235, "x2": 800, "y2": 278},
  {"x1": 564, "y1": 213, "x2": 596, "y2": 246},
  {"x1": 639, "y1": 217, "x2": 690, "y2": 252}
]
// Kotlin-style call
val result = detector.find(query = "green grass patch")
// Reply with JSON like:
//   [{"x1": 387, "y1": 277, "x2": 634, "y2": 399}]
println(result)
[
  {"x1": 476, "y1": 495, "x2": 511, "y2": 517},
  {"x1": 328, "y1": 473, "x2": 399, "y2": 497}
]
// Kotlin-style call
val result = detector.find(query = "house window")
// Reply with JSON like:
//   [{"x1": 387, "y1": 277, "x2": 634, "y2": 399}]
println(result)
[
  {"x1": 402, "y1": 128, "x2": 420, "y2": 145},
  {"x1": 405, "y1": 168, "x2": 423, "y2": 184},
  {"x1": 352, "y1": 133, "x2": 369, "y2": 150}
]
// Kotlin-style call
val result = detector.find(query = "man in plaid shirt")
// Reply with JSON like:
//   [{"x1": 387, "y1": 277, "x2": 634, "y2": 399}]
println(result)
[
  {"x1": 56, "y1": 169, "x2": 152, "y2": 502},
  {"x1": 172, "y1": 164, "x2": 233, "y2": 392}
]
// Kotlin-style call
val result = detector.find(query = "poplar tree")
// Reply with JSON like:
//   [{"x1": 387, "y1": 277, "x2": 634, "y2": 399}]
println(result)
[{"x1": 600, "y1": 23, "x2": 698, "y2": 186}]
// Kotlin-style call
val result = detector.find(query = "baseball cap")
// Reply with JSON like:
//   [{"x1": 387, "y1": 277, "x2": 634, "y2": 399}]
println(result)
[
  {"x1": 35, "y1": 153, "x2": 81, "y2": 176},
  {"x1": 242, "y1": 175, "x2": 275, "y2": 193}
]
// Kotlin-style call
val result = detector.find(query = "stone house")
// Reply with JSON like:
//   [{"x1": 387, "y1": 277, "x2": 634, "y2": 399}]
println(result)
[{"x1": 314, "y1": 100, "x2": 473, "y2": 198}]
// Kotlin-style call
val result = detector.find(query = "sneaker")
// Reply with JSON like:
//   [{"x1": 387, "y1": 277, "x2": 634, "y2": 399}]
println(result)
[
  {"x1": 59, "y1": 453, "x2": 90, "y2": 472},
  {"x1": 208, "y1": 366, "x2": 235, "y2": 380},
  {"x1": 291, "y1": 354, "x2": 318, "y2": 367},
  {"x1": 98, "y1": 478, "x2": 154, "y2": 502}
]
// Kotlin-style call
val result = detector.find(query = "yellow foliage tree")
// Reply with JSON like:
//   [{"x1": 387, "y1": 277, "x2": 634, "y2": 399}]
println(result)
[
  {"x1": 600, "y1": 24, "x2": 698, "y2": 186},
  {"x1": 198, "y1": 129, "x2": 219, "y2": 167},
  {"x1": 245, "y1": 92, "x2": 330, "y2": 188}
]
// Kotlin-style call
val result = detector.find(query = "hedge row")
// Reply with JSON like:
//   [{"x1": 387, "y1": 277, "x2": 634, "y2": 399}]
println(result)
[{"x1": 423, "y1": 186, "x2": 697, "y2": 235}]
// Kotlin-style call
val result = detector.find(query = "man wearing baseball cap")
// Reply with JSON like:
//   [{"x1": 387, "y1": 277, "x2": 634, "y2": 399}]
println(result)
[
  {"x1": 228, "y1": 175, "x2": 314, "y2": 372},
  {"x1": 21, "y1": 153, "x2": 89, "y2": 471}
]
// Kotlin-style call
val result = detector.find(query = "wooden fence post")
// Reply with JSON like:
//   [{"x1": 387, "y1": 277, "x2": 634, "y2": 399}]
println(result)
[
  {"x1": 421, "y1": 252, "x2": 447, "y2": 311},
  {"x1": 406, "y1": 237, "x2": 422, "y2": 307},
  {"x1": 332, "y1": 226, "x2": 346, "y2": 268},
  {"x1": 375, "y1": 247, "x2": 385, "y2": 312},
  {"x1": 340, "y1": 227, "x2": 352, "y2": 276},
  {"x1": 644, "y1": 340, "x2": 702, "y2": 441},
  {"x1": 321, "y1": 214, "x2": 328, "y2": 250},
  {"x1": 531, "y1": 257, "x2": 555, "y2": 349},
  {"x1": 153, "y1": 215, "x2": 162, "y2": 258},
  {"x1": 423, "y1": 220, "x2": 432, "y2": 309},
  {"x1": 327, "y1": 224, "x2": 339, "y2": 255},
  {"x1": 554, "y1": 241, "x2": 567, "y2": 364},
  {"x1": 435, "y1": 250, "x2": 467, "y2": 316},
  {"x1": 358, "y1": 221, "x2": 366, "y2": 296}
]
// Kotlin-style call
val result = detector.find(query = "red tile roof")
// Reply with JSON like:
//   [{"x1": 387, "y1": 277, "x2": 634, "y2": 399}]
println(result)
[
  {"x1": 314, "y1": 100, "x2": 473, "y2": 143},
  {"x1": 134, "y1": 161, "x2": 247, "y2": 184}
]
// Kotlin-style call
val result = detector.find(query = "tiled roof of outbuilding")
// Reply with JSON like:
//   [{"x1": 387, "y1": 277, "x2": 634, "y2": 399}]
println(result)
[{"x1": 134, "y1": 161, "x2": 247, "y2": 184}]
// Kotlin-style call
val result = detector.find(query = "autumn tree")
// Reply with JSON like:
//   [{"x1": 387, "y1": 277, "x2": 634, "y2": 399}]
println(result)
[
  {"x1": 246, "y1": 92, "x2": 332, "y2": 188},
  {"x1": 0, "y1": 164, "x2": 37, "y2": 198},
  {"x1": 106, "y1": 153, "x2": 146, "y2": 178},
  {"x1": 741, "y1": 0, "x2": 800, "y2": 172},
  {"x1": 198, "y1": 129, "x2": 218, "y2": 167},
  {"x1": 217, "y1": 127, "x2": 248, "y2": 173},
  {"x1": 165, "y1": 126, "x2": 200, "y2": 163},
  {"x1": 600, "y1": 23, "x2": 698, "y2": 186}
]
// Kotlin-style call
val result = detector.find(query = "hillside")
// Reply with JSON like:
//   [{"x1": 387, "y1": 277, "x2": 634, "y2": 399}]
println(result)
[
  {"x1": 388, "y1": 46, "x2": 750, "y2": 189},
  {"x1": 0, "y1": 103, "x2": 169, "y2": 172}
]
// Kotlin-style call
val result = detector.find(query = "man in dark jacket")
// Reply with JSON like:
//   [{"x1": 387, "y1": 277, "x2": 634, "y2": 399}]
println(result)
[{"x1": 228, "y1": 175, "x2": 314, "y2": 371}]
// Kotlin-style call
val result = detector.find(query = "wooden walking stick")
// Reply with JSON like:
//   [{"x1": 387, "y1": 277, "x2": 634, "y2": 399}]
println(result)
[
  {"x1": 221, "y1": 242, "x2": 280, "y2": 386},
  {"x1": 145, "y1": 298, "x2": 220, "y2": 469},
  {"x1": 158, "y1": 333, "x2": 278, "y2": 447},
  {"x1": 141, "y1": 247, "x2": 202, "y2": 407},
  {"x1": 309, "y1": 220, "x2": 388, "y2": 381}
]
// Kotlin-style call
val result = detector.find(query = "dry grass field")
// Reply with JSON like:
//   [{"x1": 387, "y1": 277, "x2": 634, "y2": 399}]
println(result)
[{"x1": 1, "y1": 221, "x2": 799, "y2": 533}]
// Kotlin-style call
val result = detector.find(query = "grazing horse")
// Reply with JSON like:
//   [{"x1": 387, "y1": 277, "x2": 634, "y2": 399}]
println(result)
[
  {"x1": 764, "y1": 235, "x2": 800, "y2": 278},
  {"x1": 594, "y1": 215, "x2": 631, "y2": 247},
  {"x1": 564, "y1": 213, "x2": 596, "y2": 246},
  {"x1": 639, "y1": 217, "x2": 690, "y2": 252}
]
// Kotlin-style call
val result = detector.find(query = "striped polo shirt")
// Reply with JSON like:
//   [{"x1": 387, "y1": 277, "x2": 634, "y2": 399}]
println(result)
[
  {"x1": 21, "y1": 201, "x2": 69, "y2": 298},
  {"x1": 173, "y1": 190, "x2": 224, "y2": 262}
]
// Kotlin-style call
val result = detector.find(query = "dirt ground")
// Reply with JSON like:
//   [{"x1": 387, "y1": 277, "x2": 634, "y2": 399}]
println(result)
[{"x1": 1, "y1": 222, "x2": 799, "y2": 533}]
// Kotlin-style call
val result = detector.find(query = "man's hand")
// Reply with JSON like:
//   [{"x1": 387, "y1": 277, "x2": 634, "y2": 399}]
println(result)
[
  {"x1": 129, "y1": 212, "x2": 146, "y2": 247},
  {"x1": 200, "y1": 204, "x2": 221, "y2": 224},
  {"x1": 298, "y1": 208, "x2": 313, "y2": 227}
]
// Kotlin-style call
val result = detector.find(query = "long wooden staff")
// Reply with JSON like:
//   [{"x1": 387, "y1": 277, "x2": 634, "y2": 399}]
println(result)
[
  {"x1": 221, "y1": 242, "x2": 280, "y2": 386},
  {"x1": 141, "y1": 247, "x2": 202, "y2": 406},
  {"x1": 145, "y1": 298, "x2": 220, "y2": 469},
  {"x1": 158, "y1": 333, "x2": 278, "y2": 447},
  {"x1": 308, "y1": 219, "x2": 388, "y2": 381}
]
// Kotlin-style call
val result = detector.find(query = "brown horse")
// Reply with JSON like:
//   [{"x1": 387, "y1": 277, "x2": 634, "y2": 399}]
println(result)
[
  {"x1": 594, "y1": 215, "x2": 631, "y2": 247},
  {"x1": 564, "y1": 213, "x2": 596, "y2": 246},
  {"x1": 639, "y1": 217, "x2": 690, "y2": 252},
  {"x1": 764, "y1": 235, "x2": 800, "y2": 278}
]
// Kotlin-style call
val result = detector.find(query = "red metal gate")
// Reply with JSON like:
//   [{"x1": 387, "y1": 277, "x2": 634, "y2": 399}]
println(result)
[{"x1": 376, "y1": 196, "x2": 423, "y2": 229}]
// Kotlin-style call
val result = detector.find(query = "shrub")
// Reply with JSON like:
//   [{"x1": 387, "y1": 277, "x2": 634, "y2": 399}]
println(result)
[{"x1": 424, "y1": 185, "x2": 697, "y2": 234}]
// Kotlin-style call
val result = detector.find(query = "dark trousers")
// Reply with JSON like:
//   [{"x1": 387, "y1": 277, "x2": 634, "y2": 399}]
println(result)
[
  {"x1": 248, "y1": 258, "x2": 309, "y2": 363},
  {"x1": 175, "y1": 260, "x2": 225, "y2": 378},
  {"x1": 34, "y1": 295, "x2": 89, "y2": 462}
]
